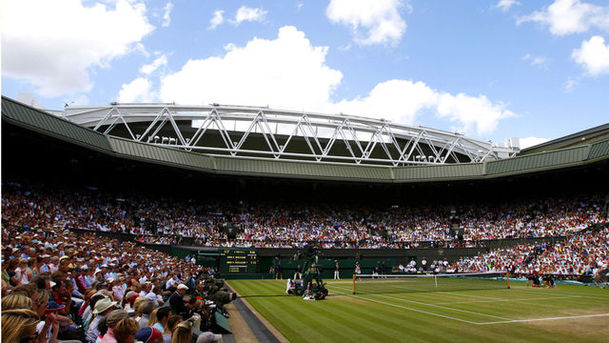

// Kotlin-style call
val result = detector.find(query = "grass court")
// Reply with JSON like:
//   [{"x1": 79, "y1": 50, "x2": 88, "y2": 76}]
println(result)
[{"x1": 228, "y1": 278, "x2": 609, "y2": 343}]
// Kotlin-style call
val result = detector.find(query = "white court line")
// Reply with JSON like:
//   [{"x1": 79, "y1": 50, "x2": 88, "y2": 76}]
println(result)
[
  {"x1": 435, "y1": 295, "x2": 584, "y2": 305},
  {"x1": 343, "y1": 280, "x2": 508, "y2": 301},
  {"x1": 477, "y1": 313, "x2": 609, "y2": 325},
  {"x1": 331, "y1": 285, "x2": 609, "y2": 325},
  {"x1": 367, "y1": 283, "x2": 509, "y2": 306},
  {"x1": 331, "y1": 284, "x2": 513, "y2": 321},
  {"x1": 330, "y1": 289, "x2": 481, "y2": 325},
  {"x1": 508, "y1": 287, "x2": 609, "y2": 300},
  {"x1": 370, "y1": 292, "x2": 513, "y2": 320}
]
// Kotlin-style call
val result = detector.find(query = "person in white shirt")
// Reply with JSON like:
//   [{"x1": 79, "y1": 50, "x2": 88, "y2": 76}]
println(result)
[
  {"x1": 165, "y1": 275, "x2": 179, "y2": 290},
  {"x1": 112, "y1": 278, "x2": 127, "y2": 302}
]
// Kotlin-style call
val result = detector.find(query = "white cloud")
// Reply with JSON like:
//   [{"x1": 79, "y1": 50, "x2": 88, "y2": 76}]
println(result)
[
  {"x1": 519, "y1": 136, "x2": 550, "y2": 149},
  {"x1": 572, "y1": 35, "x2": 609, "y2": 76},
  {"x1": 140, "y1": 54, "x2": 168, "y2": 75},
  {"x1": 160, "y1": 26, "x2": 516, "y2": 137},
  {"x1": 232, "y1": 6, "x2": 267, "y2": 25},
  {"x1": 329, "y1": 80, "x2": 438, "y2": 125},
  {"x1": 1, "y1": 0, "x2": 154, "y2": 97},
  {"x1": 521, "y1": 53, "x2": 549, "y2": 69},
  {"x1": 209, "y1": 10, "x2": 224, "y2": 30},
  {"x1": 331, "y1": 81, "x2": 515, "y2": 136},
  {"x1": 494, "y1": 0, "x2": 520, "y2": 12},
  {"x1": 326, "y1": 0, "x2": 408, "y2": 45},
  {"x1": 436, "y1": 93, "x2": 516, "y2": 135},
  {"x1": 118, "y1": 77, "x2": 155, "y2": 103},
  {"x1": 161, "y1": 26, "x2": 342, "y2": 110},
  {"x1": 162, "y1": 2, "x2": 174, "y2": 27},
  {"x1": 518, "y1": 0, "x2": 609, "y2": 36}
]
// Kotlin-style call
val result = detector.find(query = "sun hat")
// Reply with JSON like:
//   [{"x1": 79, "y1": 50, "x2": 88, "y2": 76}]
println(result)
[
  {"x1": 93, "y1": 297, "x2": 118, "y2": 314},
  {"x1": 177, "y1": 284, "x2": 189, "y2": 290},
  {"x1": 106, "y1": 309, "x2": 128, "y2": 328}
]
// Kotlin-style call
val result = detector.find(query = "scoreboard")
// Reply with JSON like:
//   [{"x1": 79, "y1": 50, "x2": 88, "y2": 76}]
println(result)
[{"x1": 220, "y1": 248, "x2": 258, "y2": 274}]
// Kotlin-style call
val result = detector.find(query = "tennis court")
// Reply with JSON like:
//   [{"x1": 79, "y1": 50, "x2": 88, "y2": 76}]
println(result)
[{"x1": 228, "y1": 278, "x2": 609, "y2": 342}]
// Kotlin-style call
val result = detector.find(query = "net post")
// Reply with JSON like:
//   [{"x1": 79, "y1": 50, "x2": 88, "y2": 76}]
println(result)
[
  {"x1": 506, "y1": 271, "x2": 511, "y2": 289},
  {"x1": 352, "y1": 274, "x2": 356, "y2": 294}
]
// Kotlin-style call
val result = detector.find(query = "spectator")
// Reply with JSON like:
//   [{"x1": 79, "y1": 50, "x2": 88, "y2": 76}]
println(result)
[
  {"x1": 169, "y1": 285, "x2": 188, "y2": 317},
  {"x1": 87, "y1": 297, "x2": 118, "y2": 343},
  {"x1": 163, "y1": 315, "x2": 183, "y2": 343},
  {"x1": 138, "y1": 301, "x2": 155, "y2": 328},
  {"x1": 101, "y1": 309, "x2": 129, "y2": 343},
  {"x1": 113, "y1": 318, "x2": 139, "y2": 343},
  {"x1": 148, "y1": 307, "x2": 171, "y2": 335},
  {"x1": 171, "y1": 319, "x2": 194, "y2": 343}
]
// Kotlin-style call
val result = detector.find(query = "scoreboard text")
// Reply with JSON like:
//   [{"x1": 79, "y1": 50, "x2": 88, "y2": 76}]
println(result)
[{"x1": 221, "y1": 249, "x2": 257, "y2": 274}]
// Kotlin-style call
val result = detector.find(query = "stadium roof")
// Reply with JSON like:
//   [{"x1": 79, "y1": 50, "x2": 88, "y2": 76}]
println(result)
[
  {"x1": 2, "y1": 96, "x2": 608, "y2": 183},
  {"x1": 520, "y1": 122, "x2": 609, "y2": 155},
  {"x1": 56, "y1": 102, "x2": 518, "y2": 166}
]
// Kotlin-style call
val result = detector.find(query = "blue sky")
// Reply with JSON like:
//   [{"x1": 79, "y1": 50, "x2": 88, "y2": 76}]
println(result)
[{"x1": 2, "y1": 0, "x2": 609, "y2": 148}]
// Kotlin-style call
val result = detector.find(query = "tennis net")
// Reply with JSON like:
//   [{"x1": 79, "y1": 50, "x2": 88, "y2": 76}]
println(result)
[{"x1": 350, "y1": 272, "x2": 510, "y2": 295}]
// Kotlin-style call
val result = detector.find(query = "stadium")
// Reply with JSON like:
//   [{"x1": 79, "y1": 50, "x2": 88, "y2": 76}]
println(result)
[{"x1": 2, "y1": 95, "x2": 608, "y2": 342}]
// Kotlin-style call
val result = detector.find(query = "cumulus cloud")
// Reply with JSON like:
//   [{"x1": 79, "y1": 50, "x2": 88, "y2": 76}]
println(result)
[
  {"x1": 518, "y1": 0, "x2": 609, "y2": 36},
  {"x1": 436, "y1": 93, "x2": 516, "y2": 135},
  {"x1": 231, "y1": 6, "x2": 267, "y2": 25},
  {"x1": 118, "y1": 77, "x2": 155, "y2": 103},
  {"x1": 326, "y1": 0, "x2": 408, "y2": 45},
  {"x1": 208, "y1": 10, "x2": 224, "y2": 29},
  {"x1": 140, "y1": 54, "x2": 168, "y2": 75},
  {"x1": 1, "y1": 0, "x2": 153, "y2": 97},
  {"x1": 572, "y1": 35, "x2": 609, "y2": 76},
  {"x1": 162, "y1": 2, "x2": 174, "y2": 27},
  {"x1": 519, "y1": 136, "x2": 550, "y2": 149},
  {"x1": 331, "y1": 80, "x2": 515, "y2": 135},
  {"x1": 160, "y1": 26, "x2": 516, "y2": 137},
  {"x1": 494, "y1": 0, "x2": 520, "y2": 12},
  {"x1": 161, "y1": 26, "x2": 343, "y2": 110},
  {"x1": 329, "y1": 80, "x2": 438, "y2": 125}
]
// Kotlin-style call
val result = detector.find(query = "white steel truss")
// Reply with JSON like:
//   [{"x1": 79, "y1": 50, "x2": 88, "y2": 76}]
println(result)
[{"x1": 59, "y1": 103, "x2": 518, "y2": 166}]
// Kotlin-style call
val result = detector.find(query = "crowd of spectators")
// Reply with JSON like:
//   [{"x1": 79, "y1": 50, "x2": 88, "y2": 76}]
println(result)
[
  {"x1": 1, "y1": 221, "x2": 229, "y2": 343},
  {"x1": 1, "y1": 179, "x2": 607, "y2": 343},
  {"x1": 451, "y1": 226, "x2": 609, "y2": 278},
  {"x1": 2, "y1": 182, "x2": 606, "y2": 248}
]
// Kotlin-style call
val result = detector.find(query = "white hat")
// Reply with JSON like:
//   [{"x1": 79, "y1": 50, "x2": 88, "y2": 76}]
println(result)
[
  {"x1": 196, "y1": 332, "x2": 222, "y2": 343},
  {"x1": 177, "y1": 284, "x2": 189, "y2": 290},
  {"x1": 93, "y1": 297, "x2": 118, "y2": 314}
]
